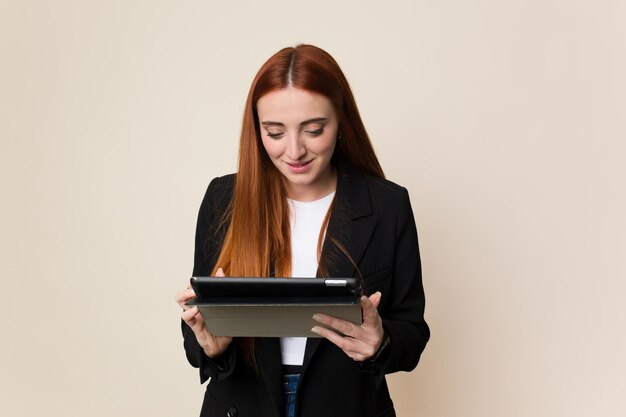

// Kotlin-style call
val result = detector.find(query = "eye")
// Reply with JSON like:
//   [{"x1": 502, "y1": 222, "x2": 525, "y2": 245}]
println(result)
[
  {"x1": 266, "y1": 130, "x2": 285, "y2": 139},
  {"x1": 305, "y1": 128, "x2": 324, "y2": 137}
]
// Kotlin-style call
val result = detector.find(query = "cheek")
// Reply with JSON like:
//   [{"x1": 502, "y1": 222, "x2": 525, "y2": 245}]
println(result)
[
  {"x1": 261, "y1": 137, "x2": 282, "y2": 159},
  {"x1": 312, "y1": 135, "x2": 337, "y2": 157}
]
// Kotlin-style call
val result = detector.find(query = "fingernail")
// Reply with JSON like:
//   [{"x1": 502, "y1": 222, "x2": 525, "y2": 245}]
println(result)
[
  {"x1": 310, "y1": 327, "x2": 320, "y2": 334},
  {"x1": 312, "y1": 314, "x2": 321, "y2": 321}
]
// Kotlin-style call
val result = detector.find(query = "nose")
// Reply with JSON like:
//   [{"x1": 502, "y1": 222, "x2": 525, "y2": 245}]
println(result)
[{"x1": 285, "y1": 132, "x2": 306, "y2": 160}]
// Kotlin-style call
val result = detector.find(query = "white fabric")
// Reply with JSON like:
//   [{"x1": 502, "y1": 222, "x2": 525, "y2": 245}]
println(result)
[{"x1": 280, "y1": 192, "x2": 335, "y2": 366}]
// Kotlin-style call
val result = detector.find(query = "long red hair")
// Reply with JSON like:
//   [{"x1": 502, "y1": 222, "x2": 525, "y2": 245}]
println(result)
[
  {"x1": 211, "y1": 44, "x2": 384, "y2": 362},
  {"x1": 213, "y1": 44, "x2": 383, "y2": 278}
]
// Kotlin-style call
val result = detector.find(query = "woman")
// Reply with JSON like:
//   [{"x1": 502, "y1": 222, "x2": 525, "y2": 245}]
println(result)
[{"x1": 176, "y1": 44, "x2": 429, "y2": 417}]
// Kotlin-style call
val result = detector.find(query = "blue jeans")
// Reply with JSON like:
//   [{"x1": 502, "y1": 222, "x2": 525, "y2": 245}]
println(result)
[{"x1": 283, "y1": 374, "x2": 300, "y2": 417}]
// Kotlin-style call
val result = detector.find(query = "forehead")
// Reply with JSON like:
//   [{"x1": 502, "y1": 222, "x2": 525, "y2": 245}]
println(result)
[{"x1": 257, "y1": 87, "x2": 335, "y2": 122}]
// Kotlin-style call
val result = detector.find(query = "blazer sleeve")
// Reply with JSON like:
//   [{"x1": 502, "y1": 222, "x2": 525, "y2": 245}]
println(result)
[
  {"x1": 181, "y1": 177, "x2": 237, "y2": 384},
  {"x1": 369, "y1": 187, "x2": 430, "y2": 376}
]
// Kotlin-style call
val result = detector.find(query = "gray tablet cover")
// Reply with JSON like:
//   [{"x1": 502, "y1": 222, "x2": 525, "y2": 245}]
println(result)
[{"x1": 186, "y1": 277, "x2": 363, "y2": 337}]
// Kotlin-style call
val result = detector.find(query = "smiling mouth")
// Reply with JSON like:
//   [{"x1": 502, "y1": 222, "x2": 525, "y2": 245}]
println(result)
[{"x1": 286, "y1": 160, "x2": 312, "y2": 167}]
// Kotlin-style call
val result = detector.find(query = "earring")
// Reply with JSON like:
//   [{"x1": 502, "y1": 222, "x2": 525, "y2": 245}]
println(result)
[{"x1": 337, "y1": 131, "x2": 343, "y2": 141}]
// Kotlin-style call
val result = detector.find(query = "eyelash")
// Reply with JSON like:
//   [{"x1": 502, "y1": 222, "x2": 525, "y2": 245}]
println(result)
[{"x1": 266, "y1": 128, "x2": 324, "y2": 139}]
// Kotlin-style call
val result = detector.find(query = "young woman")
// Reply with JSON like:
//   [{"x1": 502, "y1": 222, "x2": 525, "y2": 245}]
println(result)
[{"x1": 176, "y1": 44, "x2": 429, "y2": 417}]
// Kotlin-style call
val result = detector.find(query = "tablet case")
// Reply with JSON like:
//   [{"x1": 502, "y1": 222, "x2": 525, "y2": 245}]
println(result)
[{"x1": 186, "y1": 277, "x2": 363, "y2": 337}]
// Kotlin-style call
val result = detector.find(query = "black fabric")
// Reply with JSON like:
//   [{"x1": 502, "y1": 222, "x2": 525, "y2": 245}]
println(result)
[
  {"x1": 181, "y1": 164, "x2": 430, "y2": 417},
  {"x1": 281, "y1": 365, "x2": 303, "y2": 375}
]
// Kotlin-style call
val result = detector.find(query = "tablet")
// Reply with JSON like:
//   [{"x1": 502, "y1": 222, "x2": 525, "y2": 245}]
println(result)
[{"x1": 186, "y1": 277, "x2": 363, "y2": 337}]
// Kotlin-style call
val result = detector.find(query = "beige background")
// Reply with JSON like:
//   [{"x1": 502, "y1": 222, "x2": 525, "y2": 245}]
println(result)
[{"x1": 1, "y1": 0, "x2": 624, "y2": 416}]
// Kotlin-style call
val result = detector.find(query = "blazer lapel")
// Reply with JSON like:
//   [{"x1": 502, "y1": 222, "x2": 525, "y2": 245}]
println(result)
[
  {"x1": 301, "y1": 167, "x2": 378, "y2": 374},
  {"x1": 322, "y1": 169, "x2": 377, "y2": 280}
]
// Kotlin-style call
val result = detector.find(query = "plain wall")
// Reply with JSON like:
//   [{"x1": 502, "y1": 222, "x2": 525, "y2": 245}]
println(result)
[{"x1": 1, "y1": 1, "x2": 624, "y2": 416}]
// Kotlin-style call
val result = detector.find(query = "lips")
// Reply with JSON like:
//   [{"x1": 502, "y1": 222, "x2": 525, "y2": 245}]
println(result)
[{"x1": 285, "y1": 160, "x2": 313, "y2": 173}]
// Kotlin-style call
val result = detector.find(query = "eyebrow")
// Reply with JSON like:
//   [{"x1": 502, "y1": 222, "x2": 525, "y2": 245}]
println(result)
[{"x1": 261, "y1": 117, "x2": 328, "y2": 127}]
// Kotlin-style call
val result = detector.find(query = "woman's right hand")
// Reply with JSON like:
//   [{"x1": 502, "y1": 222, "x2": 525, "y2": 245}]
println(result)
[{"x1": 176, "y1": 268, "x2": 233, "y2": 358}]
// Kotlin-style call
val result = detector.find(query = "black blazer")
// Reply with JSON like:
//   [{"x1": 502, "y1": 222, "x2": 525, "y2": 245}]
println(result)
[{"x1": 182, "y1": 165, "x2": 429, "y2": 417}]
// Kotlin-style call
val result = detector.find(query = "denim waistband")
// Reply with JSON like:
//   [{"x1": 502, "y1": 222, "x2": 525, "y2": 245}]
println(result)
[{"x1": 283, "y1": 373, "x2": 300, "y2": 395}]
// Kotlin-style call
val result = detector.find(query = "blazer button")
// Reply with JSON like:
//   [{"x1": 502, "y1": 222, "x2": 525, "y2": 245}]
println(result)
[{"x1": 226, "y1": 406, "x2": 238, "y2": 417}]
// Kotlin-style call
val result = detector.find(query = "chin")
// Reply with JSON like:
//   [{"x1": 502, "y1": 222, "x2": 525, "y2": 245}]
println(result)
[{"x1": 285, "y1": 175, "x2": 315, "y2": 186}]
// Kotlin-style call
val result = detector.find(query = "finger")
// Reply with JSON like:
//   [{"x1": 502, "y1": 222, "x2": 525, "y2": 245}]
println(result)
[
  {"x1": 181, "y1": 306, "x2": 201, "y2": 322},
  {"x1": 183, "y1": 308, "x2": 209, "y2": 337},
  {"x1": 313, "y1": 313, "x2": 358, "y2": 337},
  {"x1": 176, "y1": 287, "x2": 197, "y2": 309},
  {"x1": 176, "y1": 287, "x2": 196, "y2": 301},
  {"x1": 368, "y1": 291, "x2": 382, "y2": 309},
  {"x1": 360, "y1": 295, "x2": 382, "y2": 325},
  {"x1": 215, "y1": 268, "x2": 225, "y2": 277},
  {"x1": 311, "y1": 326, "x2": 377, "y2": 361},
  {"x1": 311, "y1": 325, "x2": 359, "y2": 351}
]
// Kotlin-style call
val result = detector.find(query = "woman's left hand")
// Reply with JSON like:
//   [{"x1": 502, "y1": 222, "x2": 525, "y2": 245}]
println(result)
[{"x1": 311, "y1": 291, "x2": 384, "y2": 361}]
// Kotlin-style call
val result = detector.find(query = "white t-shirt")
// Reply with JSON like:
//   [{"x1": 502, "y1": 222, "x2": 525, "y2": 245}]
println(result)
[{"x1": 280, "y1": 192, "x2": 335, "y2": 366}]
